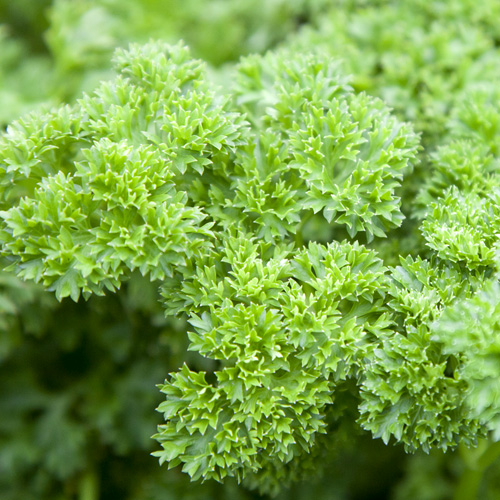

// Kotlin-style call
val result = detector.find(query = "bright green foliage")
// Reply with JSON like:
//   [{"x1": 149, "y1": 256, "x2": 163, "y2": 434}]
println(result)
[
  {"x1": 421, "y1": 84, "x2": 500, "y2": 441},
  {"x1": 231, "y1": 50, "x2": 418, "y2": 242},
  {"x1": 416, "y1": 140, "x2": 498, "y2": 214},
  {"x1": 287, "y1": 0, "x2": 500, "y2": 144},
  {"x1": 433, "y1": 280, "x2": 500, "y2": 440},
  {"x1": 359, "y1": 256, "x2": 484, "y2": 452},
  {"x1": 421, "y1": 187, "x2": 500, "y2": 269},
  {"x1": 0, "y1": 41, "x2": 418, "y2": 307},
  {"x1": 416, "y1": 87, "x2": 500, "y2": 271},
  {"x1": 155, "y1": 237, "x2": 389, "y2": 489},
  {"x1": 0, "y1": 40, "x2": 422, "y2": 495},
  {"x1": 0, "y1": 42, "x2": 245, "y2": 300},
  {"x1": 4, "y1": 2, "x2": 500, "y2": 500}
]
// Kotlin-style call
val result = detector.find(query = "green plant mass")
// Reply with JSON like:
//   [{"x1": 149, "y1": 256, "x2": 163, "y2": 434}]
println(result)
[{"x1": 3, "y1": 2, "x2": 500, "y2": 500}]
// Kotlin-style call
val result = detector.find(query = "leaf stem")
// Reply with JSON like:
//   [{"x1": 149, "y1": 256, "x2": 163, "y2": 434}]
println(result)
[
  {"x1": 79, "y1": 470, "x2": 100, "y2": 500},
  {"x1": 454, "y1": 438, "x2": 500, "y2": 500},
  {"x1": 294, "y1": 210, "x2": 314, "y2": 247}
]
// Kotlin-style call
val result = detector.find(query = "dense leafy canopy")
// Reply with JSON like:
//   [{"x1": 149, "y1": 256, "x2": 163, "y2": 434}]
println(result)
[{"x1": 3, "y1": 1, "x2": 500, "y2": 500}]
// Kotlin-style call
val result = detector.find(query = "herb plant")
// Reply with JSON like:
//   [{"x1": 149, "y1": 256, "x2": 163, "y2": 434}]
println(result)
[{"x1": 3, "y1": 2, "x2": 500, "y2": 500}]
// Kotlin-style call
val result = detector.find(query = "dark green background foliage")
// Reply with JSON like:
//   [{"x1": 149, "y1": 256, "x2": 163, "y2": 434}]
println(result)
[{"x1": 2, "y1": 1, "x2": 500, "y2": 499}]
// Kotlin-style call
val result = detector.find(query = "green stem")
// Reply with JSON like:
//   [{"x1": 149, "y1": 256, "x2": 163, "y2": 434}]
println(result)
[
  {"x1": 454, "y1": 466, "x2": 483, "y2": 500},
  {"x1": 79, "y1": 470, "x2": 99, "y2": 500},
  {"x1": 454, "y1": 439, "x2": 500, "y2": 500},
  {"x1": 294, "y1": 211, "x2": 314, "y2": 247}
]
